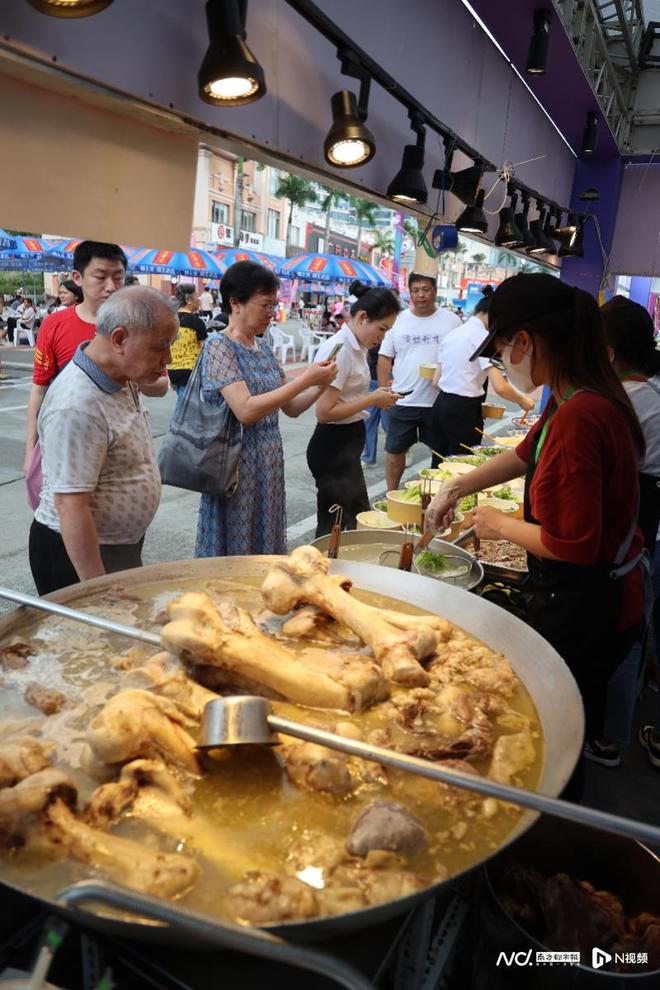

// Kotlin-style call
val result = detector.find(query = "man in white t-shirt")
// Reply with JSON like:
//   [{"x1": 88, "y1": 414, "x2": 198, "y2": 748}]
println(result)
[
  {"x1": 199, "y1": 286, "x2": 214, "y2": 317},
  {"x1": 378, "y1": 273, "x2": 461, "y2": 491}
]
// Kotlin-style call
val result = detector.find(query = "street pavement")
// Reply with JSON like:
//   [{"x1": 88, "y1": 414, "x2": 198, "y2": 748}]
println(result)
[{"x1": 0, "y1": 337, "x2": 519, "y2": 607}]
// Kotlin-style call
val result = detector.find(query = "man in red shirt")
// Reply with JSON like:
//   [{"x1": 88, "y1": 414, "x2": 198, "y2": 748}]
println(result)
[{"x1": 24, "y1": 241, "x2": 129, "y2": 473}]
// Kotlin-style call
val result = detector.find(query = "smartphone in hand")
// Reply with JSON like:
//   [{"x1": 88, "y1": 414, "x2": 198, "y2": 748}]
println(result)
[
  {"x1": 328, "y1": 341, "x2": 344, "y2": 360},
  {"x1": 395, "y1": 389, "x2": 413, "y2": 397}
]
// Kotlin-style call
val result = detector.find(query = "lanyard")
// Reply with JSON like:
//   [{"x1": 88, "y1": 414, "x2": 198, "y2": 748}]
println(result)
[{"x1": 533, "y1": 385, "x2": 576, "y2": 464}]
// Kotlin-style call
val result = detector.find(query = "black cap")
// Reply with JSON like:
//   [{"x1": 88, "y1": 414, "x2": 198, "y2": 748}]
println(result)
[{"x1": 470, "y1": 272, "x2": 576, "y2": 360}]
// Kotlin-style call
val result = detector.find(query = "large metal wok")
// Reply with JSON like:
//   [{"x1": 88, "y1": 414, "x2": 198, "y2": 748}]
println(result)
[{"x1": 0, "y1": 556, "x2": 583, "y2": 949}]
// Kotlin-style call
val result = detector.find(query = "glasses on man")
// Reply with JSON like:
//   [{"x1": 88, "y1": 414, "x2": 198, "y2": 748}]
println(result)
[{"x1": 252, "y1": 300, "x2": 278, "y2": 312}]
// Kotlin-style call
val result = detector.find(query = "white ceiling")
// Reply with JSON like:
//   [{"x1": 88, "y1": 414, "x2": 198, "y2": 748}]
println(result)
[{"x1": 643, "y1": 1, "x2": 660, "y2": 23}]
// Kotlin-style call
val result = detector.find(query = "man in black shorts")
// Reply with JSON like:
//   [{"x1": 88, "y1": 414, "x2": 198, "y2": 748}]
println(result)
[{"x1": 378, "y1": 272, "x2": 461, "y2": 491}]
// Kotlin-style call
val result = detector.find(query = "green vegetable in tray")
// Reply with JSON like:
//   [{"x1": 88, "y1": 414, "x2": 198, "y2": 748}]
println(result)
[
  {"x1": 447, "y1": 454, "x2": 485, "y2": 467},
  {"x1": 416, "y1": 550, "x2": 448, "y2": 573},
  {"x1": 491, "y1": 486, "x2": 516, "y2": 501},
  {"x1": 478, "y1": 446, "x2": 507, "y2": 458},
  {"x1": 420, "y1": 468, "x2": 452, "y2": 480},
  {"x1": 459, "y1": 494, "x2": 477, "y2": 511},
  {"x1": 400, "y1": 484, "x2": 422, "y2": 503}
]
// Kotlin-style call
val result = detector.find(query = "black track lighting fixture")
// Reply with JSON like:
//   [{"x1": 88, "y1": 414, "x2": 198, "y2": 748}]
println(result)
[
  {"x1": 26, "y1": 0, "x2": 113, "y2": 14},
  {"x1": 440, "y1": 156, "x2": 486, "y2": 207},
  {"x1": 556, "y1": 212, "x2": 578, "y2": 238},
  {"x1": 387, "y1": 112, "x2": 428, "y2": 204},
  {"x1": 581, "y1": 111, "x2": 599, "y2": 155},
  {"x1": 495, "y1": 187, "x2": 524, "y2": 248},
  {"x1": 558, "y1": 216, "x2": 584, "y2": 257},
  {"x1": 198, "y1": 0, "x2": 266, "y2": 107},
  {"x1": 456, "y1": 189, "x2": 488, "y2": 234},
  {"x1": 528, "y1": 201, "x2": 551, "y2": 255},
  {"x1": 514, "y1": 194, "x2": 536, "y2": 250},
  {"x1": 324, "y1": 50, "x2": 375, "y2": 168},
  {"x1": 526, "y1": 9, "x2": 552, "y2": 75}
]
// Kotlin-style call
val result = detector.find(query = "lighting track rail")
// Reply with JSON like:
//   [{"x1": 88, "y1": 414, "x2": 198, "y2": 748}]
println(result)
[{"x1": 285, "y1": 0, "x2": 582, "y2": 225}]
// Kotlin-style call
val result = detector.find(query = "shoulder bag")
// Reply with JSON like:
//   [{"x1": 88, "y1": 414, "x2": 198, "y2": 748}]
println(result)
[{"x1": 157, "y1": 353, "x2": 242, "y2": 497}]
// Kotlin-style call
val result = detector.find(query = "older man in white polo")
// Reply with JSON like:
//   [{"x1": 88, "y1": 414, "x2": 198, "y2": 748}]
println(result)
[{"x1": 29, "y1": 286, "x2": 179, "y2": 595}]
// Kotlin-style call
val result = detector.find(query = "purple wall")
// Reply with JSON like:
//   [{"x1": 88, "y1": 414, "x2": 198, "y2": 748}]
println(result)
[
  {"x1": 561, "y1": 158, "x2": 623, "y2": 295},
  {"x1": 609, "y1": 165, "x2": 660, "y2": 275},
  {"x1": 629, "y1": 276, "x2": 652, "y2": 307},
  {"x1": 0, "y1": 0, "x2": 576, "y2": 230}
]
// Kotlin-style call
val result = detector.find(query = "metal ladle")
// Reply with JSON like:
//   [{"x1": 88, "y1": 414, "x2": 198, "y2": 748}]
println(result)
[
  {"x1": 199, "y1": 696, "x2": 660, "y2": 850},
  {"x1": 2, "y1": 586, "x2": 660, "y2": 849}
]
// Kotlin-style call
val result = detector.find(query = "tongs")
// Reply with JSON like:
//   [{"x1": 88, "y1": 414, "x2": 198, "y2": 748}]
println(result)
[
  {"x1": 327, "y1": 504, "x2": 343, "y2": 559},
  {"x1": 4, "y1": 586, "x2": 660, "y2": 848}
]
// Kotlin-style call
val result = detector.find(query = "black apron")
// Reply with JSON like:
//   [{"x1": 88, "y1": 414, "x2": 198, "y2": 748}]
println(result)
[{"x1": 524, "y1": 425, "x2": 642, "y2": 741}]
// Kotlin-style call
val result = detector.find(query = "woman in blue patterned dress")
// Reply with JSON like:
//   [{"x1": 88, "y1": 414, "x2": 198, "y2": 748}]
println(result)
[{"x1": 195, "y1": 262, "x2": 337, "y2": 557}]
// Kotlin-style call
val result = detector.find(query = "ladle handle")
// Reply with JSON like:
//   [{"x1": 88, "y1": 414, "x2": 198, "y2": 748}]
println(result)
[
  {"x1": 0, "y1": 586, "x2": 160, "y2": 647},
  {"x1": 267, "y1": 714, "x2": 660, "y2": 849}
]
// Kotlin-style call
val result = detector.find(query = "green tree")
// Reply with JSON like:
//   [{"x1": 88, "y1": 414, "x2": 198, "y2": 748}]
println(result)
[
  {"x1": 471, "y1": 252, "x2": 487, "y2": 265},
  {"x1": 372, "y1": 229, "x2": 394, "y2": 258},
  {"x1": 276, "y1": 174, "x2": 318, "y2": 250},
  {"x1": 319, "y1": 187, "x2": 342, "y2": 253},
  {"x1": 348, "y1": 196, "x2": 377, "y2": 259}
]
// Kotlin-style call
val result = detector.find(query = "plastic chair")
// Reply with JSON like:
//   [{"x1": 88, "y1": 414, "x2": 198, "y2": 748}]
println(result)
[
  {"x1": 14, "y1": 316, "x2": 36, "y2": 347},
  {"x1": 299, "y1": 326, "x2": 323, "y2": 363},
  {"x1": 270, "y1": 326, "x2": 295, "y2": 364}
]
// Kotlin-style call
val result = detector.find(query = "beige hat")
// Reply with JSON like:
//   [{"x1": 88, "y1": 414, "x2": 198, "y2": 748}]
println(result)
[{"x1": 411, "y1": 243, "x2": 438, "y2": 280}]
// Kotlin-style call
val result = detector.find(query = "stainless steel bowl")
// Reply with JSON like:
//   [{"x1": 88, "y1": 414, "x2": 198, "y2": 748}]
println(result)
[{"x1": 311, "y1": 530, "x2": 484, "y2": 591}]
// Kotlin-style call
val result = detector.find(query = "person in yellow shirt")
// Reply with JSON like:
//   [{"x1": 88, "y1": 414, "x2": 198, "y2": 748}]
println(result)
[{"x1": 167, "y1": 283, "x2": 208, "y2": 416}]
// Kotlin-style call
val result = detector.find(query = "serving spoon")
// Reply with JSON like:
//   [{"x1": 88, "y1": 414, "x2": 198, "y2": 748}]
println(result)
[
  {"x1": 199, "y1": 696, "x2": 660, "y2": 849},
  {"x1": 2, "y1": 586, "x2": 660, "y2": 848}
]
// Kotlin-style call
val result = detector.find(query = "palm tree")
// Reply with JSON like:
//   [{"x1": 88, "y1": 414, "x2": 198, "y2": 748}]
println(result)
[
  {"x1": 471, "y1": 252, "x2": 487, "y2": 266},
  {"x1": 319, "y1": 187, "x2": 342, "y2": 253},
  {"x1": 372, "y1": 229, "x2": 394, "y2": 259},
  {"x1": 275, "y1": 174, "x2": 318, "y2": 250},
  {"x1": 349, "y1": 196, "x2": 377, "y2": 259}
]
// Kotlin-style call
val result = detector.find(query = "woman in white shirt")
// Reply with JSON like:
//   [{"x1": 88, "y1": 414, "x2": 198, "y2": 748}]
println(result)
[
  {"x1": 307, "y1": 281, "x2": 401, "y2": 536},
  {"x1": 431, "y1": 287, "x2": 534, "y2": 456}
]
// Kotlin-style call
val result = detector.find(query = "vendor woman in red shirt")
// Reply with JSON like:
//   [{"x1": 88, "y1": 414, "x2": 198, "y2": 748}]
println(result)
[{"x1": 426, "y1": 274, "x2": 645, "y2": 783}]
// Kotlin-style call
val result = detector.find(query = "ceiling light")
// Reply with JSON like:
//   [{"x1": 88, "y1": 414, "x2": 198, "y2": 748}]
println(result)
[
  {"x1": 387, "y1": 113, "x2": 427, "y2": 204},
  {"x1": 324, "y1": 90, "x2": 375, "y2": 167},
  {"x1": 198, "y1": 0, "x2": 266, "y2": 107},
  {"x1": 528, "y1": 202, "x2": 555, "y2": 254},
  {"x1": 558, "y1": 217, "x2": 584, "y2": 257},
  {"x1": 441, "y1": 159, "x2": 486, "y2": 206},
  {"x1": 514, "y1": 194, "x2": 536, "y2": 250},
  {"x1": 324, "y1": 50, "x2": 375, "y2": 169},
  {"x1": 581, "y1": 111, "x2": 599, "y2": 155},
  {"x1": 526, "y1": 9, "x2": 552, "y2": 75},
  {"x1": 495, "y1": 188, "x2": 524, "y2": 248},
  {"x1": 26, "y1": 0, "x2": 113, "y2": 14},
  {"x1": 456, "y1": 189, "x2": 488, "y2": 234},
  {"x1": 556, "y1": 212, "x2": 578, "y2": 237}
]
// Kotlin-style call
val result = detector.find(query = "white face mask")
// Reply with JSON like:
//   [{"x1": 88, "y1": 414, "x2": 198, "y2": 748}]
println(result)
[{"x1": 501, "y1": 340, "x2": 536, "y2": 393}]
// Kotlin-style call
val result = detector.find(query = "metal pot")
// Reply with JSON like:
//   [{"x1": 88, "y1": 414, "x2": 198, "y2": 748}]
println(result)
[
  {"x1": 0, "y1": 557, "x2": 582, "y2": 946},
  {"x1": 465, "y1": 816, "x2": 660, "y2": 988},
  {"x1": 311, "y1": 530, "x2": 484, "y2": 591}
]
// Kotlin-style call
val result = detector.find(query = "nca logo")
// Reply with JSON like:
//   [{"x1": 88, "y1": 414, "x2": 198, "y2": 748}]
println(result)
[
  {"x1": 592, "y1": 948, "x2": 613, "y2": 970},
  {"x1": 496, "y1": 950, "x2": 534, "y2": 967}
]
